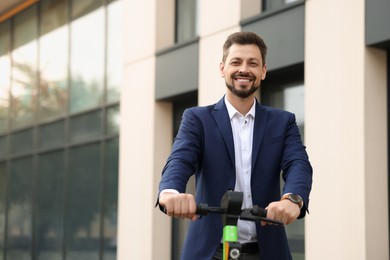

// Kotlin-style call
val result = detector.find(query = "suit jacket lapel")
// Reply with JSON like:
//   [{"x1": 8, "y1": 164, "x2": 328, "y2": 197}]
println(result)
[
  {"x1": 212, "y1": 97, "x2": 235, "y2": 166},
  {"x1": 252, "y1": 100, "x2": 268, "y2": 170}
]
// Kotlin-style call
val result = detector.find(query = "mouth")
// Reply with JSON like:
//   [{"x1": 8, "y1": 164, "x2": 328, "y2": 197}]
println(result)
[{"x1": 234, "y1": 77, "x2": 253, "y2": 83}]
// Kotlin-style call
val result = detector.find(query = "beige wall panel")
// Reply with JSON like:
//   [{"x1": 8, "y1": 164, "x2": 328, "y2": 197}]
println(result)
[
  {"x1": 118, "y1": 58, "x2": 157, "y2": 260},
  {"x1": 198, "y1": 0, "x2": 240, "y2": 37},
  {"x1": 305, "y1": 0, "x2": 372, "y2": 259},
  {"x1": 152, "y1": 101, "x2": 174, "y2": 260},
  {"x1": 123, "y1": 0, "x2": 156, "y2": 64},
  {"x1": 198, "y1": 27, "x2": 240, "y2": 106},
  {"x1": 364, "y1": 48, "x2": 388, "y2": 260}
]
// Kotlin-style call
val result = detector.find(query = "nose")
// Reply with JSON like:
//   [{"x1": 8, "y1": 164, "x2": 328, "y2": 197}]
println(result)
[{"x1": 238, "y1": 63, "x2": 249, "y2": 73}]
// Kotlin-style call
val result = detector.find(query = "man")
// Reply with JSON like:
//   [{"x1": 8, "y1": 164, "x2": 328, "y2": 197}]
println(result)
[{"x1": 157, "y1": 31, "x2": 313, "y2": 260}]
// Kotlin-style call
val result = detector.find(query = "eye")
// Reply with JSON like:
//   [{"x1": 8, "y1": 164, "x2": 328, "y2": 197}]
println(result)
[
  {"x1": 250, "y1": 62, "x2": 259, "y2": 67},
  {"x1": 231, "y1": 61, "x2": 240, "y2": 66}
]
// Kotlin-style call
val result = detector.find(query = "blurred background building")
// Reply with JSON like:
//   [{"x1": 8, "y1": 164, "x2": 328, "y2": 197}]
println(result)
[{"x1": 0, "y1": 0, "x2": 389, "y2": 260}]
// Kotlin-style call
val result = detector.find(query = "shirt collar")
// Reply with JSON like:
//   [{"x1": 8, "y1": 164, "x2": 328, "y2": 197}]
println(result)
[{"x1": 224, "y1": 95, "x2": 256, "y2": 120}]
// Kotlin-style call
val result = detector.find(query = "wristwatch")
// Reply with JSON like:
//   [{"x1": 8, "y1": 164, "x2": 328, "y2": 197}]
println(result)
[{"x1": 281, "y1": 193, "x2": 303, "y2": 209}]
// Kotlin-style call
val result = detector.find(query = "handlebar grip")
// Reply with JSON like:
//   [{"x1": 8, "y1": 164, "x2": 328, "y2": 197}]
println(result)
[{"x1": 250, "y1": 205, "x2": 267, "y2": 218}]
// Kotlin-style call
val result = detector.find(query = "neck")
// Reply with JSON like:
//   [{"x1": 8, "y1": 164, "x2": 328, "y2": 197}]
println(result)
[{"x1": 226, "y1": 93, "x2": 255, "y2": 115}]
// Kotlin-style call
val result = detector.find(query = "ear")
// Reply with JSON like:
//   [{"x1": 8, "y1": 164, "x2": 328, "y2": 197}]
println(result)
[
  {"x1": 219, "y1": 62, "x2": 225, "y2": 77},
  {"x1": 261, "y1": 64, "x2": 267, "y2": 80}
]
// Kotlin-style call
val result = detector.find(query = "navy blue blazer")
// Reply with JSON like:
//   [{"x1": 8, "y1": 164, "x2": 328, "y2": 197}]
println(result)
[{"x1": 159, "y1": 97, "x2": 312, "y2": 260}]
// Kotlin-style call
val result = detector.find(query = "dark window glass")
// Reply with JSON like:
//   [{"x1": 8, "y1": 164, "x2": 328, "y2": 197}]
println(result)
[
  {"x1": 175, "y1": 0, "x2": 197, "y2": 43},
  {"x1": 38, "y1": 120, "x2": 65, "y2": 149},
  {"x1": 171, "y1": 94, "x2": 197, "y2": 260},
  {"x1": 70, "y1": 111, "x2": 102, "y2": 142},
  {"x1": 6, "y1": 157, "x2": 33, "y2": 260},
  {"x1": 106, "y1": 106, "x2": 119, "y2": 135},
  {"x1": 0, "y1": 162, "x2": 6, "y2": 260},
  {"x1": 36, "y1": 151, "x2": 64, "y2": 260},
  {"x1": 0, "y1": 136, "x2": 8, "y2": 158},
  {"x1": 10, "y1": 128, "x2": 33, "y2": 155},
  {"x1": 106, "y1": 0, "x2": 123, "y2": 103},
  {"x1": 262, "y1": 0, "x2": 299, "y2": 11},
  {"x1": 11, "y1": 6, "x2": 38, "y2": 129},
  {"x1": 67, "y1": 143, "x2": 101, "y2": 260},
  {"x1": 0, "y1": 22, "x2": 11, "y2": 134},
  {"x1": 39, "y1": 0, "x2": 69, "y2": 121},
  {"x1": 103, "y1": 138, "x2": 118, "y2": 260},
  {"x1": 70, "y1": 8, "x2": 104, "y2": 113},
  {"x1": 262, "y1": 83, "x2": 305, "y2": 259}
]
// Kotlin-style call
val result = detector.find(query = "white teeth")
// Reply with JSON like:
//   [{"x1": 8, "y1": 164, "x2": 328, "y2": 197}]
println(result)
[{"x1": 236, "y1": 78, "x2": 250, "y2": 82}]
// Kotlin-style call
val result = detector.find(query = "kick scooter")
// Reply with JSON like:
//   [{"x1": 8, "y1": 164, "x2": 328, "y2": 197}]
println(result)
[{"x1": 195, "y1": 190, "x2": 283, "y2": 260}]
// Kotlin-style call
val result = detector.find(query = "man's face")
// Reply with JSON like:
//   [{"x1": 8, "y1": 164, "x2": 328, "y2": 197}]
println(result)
[{"x1": 220, "y1": 44, "x2": 267, "y2": 99}]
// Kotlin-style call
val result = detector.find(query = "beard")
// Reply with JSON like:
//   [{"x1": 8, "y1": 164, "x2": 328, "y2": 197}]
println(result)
[{"x1": 225, "y1": 73, "x2": 260, "y2": 98}]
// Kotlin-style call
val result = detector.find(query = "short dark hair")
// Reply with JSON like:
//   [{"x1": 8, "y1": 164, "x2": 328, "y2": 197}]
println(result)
[{"x1": 222, "y1": 31, "x2": 268, "y2": 66}]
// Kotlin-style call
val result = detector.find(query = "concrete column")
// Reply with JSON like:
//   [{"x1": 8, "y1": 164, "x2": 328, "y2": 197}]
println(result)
[
  {"x1": 305, "y1": 0, "x2": 388, "y2": 259},
  {"x1": 118, "y1": 0, "x2": 173, "y2": 259}
]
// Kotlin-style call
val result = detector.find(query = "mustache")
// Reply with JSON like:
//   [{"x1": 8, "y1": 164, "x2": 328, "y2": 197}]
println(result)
[{"x1": 233, "y1": 72, "x2": 256, "y2": 80}]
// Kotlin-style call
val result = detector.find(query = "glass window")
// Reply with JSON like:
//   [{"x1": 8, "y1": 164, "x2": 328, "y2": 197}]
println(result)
[
  {"x1": 262, "y1": 0, "x2": 299, "y2": 11},
  {"x1": 103, "y1": 138, "x2": 119, "y2": 260},
  {"x1": 36, "y1": 151, "x2": 64, "y2": 260},
  {"x1": 6, "y1": 157, "x2": 33, "y2": 260},
  {"x1": 71, "y1": 0, "x2": 103, "y2": 20},
  {"x1": 106, "y1": 0, "x2": 123, "y2": 103},
  {"x1": 70, "y1": 110, "x2": 103, "y2": 142},
  {"x1": 0, "y1": 22, "x2": 11, "y2": 134},
  {"x1": 38, "y1": 120, "x2": 65, "y2": 149},
  {"x1": 10, "y1": 128, "x2": 33, "y2": 155},
  {"x1": 67, "y1": 143, "x2": 101, "y2": 260},
  {"x1": 39, "y1": 0, "x2": 69, "y2": 121},
  {"x1": 106, "y1": 106, "x2": 119, "y2": 135},
  {"x1": 175, "y1": 0, "x2": 197, "y2": 43},
  {"x1": 0, "y1": 162, "x2": 6, "y2": 260},
  {"x1": 70, "y1": 7, "x2": 105, "y2": 113},
  {"x1": 262, "y1": 83, "x2": 305, "y2": 259},
  {"x1": 11, "y1": 6, "x2": 38, "y2": 129},
  {"x1": 0, "y1": 136, "x2": 8, "y2": 159}
]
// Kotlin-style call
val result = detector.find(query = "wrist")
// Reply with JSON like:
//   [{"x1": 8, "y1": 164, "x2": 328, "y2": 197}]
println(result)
[{"x1": 281, "y1": 193, "x2": 303, "y2": 209}]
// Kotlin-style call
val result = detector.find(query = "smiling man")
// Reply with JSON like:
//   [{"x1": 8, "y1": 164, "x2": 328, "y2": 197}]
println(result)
[{"x1": 157, "y1": 32, "x2": 313, "y2": 260}]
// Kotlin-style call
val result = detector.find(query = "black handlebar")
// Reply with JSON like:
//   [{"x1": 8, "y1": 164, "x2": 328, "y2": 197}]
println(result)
[{"x1": 196, "y1": 203, "x2": 283, "y2": 226}]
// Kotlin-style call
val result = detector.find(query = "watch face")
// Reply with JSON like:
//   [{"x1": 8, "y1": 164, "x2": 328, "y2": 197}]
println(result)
[{"x1": 289, "y1": 194, "x2": 302, "y2": 203}]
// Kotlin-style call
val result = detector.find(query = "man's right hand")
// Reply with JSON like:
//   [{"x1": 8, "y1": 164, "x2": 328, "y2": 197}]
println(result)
[{"x1": 159, "y1": 193, "x2": 198, "y2": 221}]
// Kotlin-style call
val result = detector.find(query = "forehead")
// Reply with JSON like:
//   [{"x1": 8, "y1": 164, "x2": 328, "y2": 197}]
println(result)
[{"x1": 226, "y1": 44, "x2": 262, "y2": 61}]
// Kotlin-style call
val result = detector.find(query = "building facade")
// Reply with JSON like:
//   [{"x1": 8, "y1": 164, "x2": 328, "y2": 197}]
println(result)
[{"x1": 0, "y1": 0, "x2": 389, "y2": 260}]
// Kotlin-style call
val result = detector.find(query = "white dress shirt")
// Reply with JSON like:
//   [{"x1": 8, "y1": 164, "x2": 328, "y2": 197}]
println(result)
[
  {"x1": 161, "y1": 96, "x2": 258, "y2": 243},
  {"x1": 224, "y1": 96, "x2": 257, "y2": 243}
]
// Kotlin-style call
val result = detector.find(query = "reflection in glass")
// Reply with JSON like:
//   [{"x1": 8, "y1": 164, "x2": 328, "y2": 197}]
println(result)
[
  {"x1": 67, "y1": 143, "x2": 101, "y2": 260},
  {"x1": 70, "y1": 110, "x2": 102, "y2": 142},
  {"x1": 38, "y1": 120, "x2": 65, "y2": 149},
  {"x1": 103, "y1": 138, "x2": 118, "y2": 260},
  {"x1": 6, "y1": 157, "x2": 33, "y2": 260},
  {"x1": 70, "y1": 8, "x2": 104, "y2": 113},
  {"x1": 106, "y1": 0, "x2": 123, "y2": 103},
  {"x1": 36, "y1": 151, "x2": 64, "y2": 260},
  {"x1": 0, "y1": 163, "x2": 6, "y2": 260},
  {"x1": 0, "y1": 136, "x2": 8, "y2": 158},
  {"x1": 0, "y1": 22, "x2": 11, "y2": 133},
  {"x1": 72, "y1": 0, "x2": 103, "y2": 20},
  {"x1": 106, "y1": 106, "x2": 120, "y2": 135},
  {"x1": 176, "y1": 0, "x2": 197, "y2": 43},
  {"x1": 10, "y1": 129, "x2": 33, "y2": 155},
  {"x1": 39, "y1": 0, "x2": 68, "y2": 121},
  {"x1": 11, "y1": 7, "x2": 38, "y2": 129}
]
